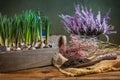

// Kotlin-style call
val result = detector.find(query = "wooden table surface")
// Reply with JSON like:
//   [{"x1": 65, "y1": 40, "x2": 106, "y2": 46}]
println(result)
[
  {"x1": 0, "y1": 55, "x2": 120, "y2": 80},
  {"x1": 0, "y1": 66, "x2": 120, "y2": 80}
]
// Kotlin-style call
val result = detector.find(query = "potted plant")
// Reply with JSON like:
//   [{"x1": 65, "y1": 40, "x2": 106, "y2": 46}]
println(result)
[
  {"x1": 0, "y1": 10, "x2": 58, "y2": 72},
  {"x1": 59, "y1": 4, "x2": 116, "y2": 58}
]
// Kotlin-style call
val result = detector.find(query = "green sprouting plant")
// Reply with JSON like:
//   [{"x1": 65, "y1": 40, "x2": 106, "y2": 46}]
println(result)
[
  {"x1": 41, "y1": 16, "x2": 51, "y2": 45},
  {"x1": 22, "y1": 10, "x2": 43, "y2": 46},
  {"x1": 7, "y1": 18, "x2": 14, "y2": 47},
  {"x1": 0, "y1": 10, "x2": 51, "y2": 50},
  {"x1": 0, "y1": 15, "x2": 9, "y2": 46},
  {"x1": 13, "y1": 14, "x2": 22, "y2": 47}
]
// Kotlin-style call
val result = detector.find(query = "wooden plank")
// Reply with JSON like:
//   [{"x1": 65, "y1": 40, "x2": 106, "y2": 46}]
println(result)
[
  {"x1": 0, "y1": 66, "x2": 65, "y2": 80},
  {"x1": 0, "y1": 66, "x2": 120, "y2": 80},
  {"x1": 0, "y1": 48, "x2": 58, "y2": 72}
]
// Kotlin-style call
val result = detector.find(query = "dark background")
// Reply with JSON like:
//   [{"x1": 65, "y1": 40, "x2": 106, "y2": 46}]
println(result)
[{"x1": 0, "y1": 0, "x2": 120, "y2": 44}]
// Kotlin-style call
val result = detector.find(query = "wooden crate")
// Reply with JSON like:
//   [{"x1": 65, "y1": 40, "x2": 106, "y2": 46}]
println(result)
[{"x1": 0, "y1": 48, "x2": 58, "y2": 72}]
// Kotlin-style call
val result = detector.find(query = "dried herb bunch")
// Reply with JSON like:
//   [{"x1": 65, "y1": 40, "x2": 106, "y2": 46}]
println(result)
[{"x1": 59, "y1": 35, "x2": 98, "y2": 58}]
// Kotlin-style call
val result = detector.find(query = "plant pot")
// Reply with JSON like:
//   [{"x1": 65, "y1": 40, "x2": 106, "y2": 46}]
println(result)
[{"x1": 0, "y1": 48, "x2": 58, "y2": 72}]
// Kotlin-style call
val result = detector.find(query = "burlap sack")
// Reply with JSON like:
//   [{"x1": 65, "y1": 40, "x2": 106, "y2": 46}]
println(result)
[{"x1": 53, "y1": 52, "x2": 120, "y2": 77}]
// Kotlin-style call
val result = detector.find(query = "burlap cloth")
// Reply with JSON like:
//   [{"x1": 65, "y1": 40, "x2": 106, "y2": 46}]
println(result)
[{"x1": 52, "y1": 48, "x2": 120, "y2": 76}]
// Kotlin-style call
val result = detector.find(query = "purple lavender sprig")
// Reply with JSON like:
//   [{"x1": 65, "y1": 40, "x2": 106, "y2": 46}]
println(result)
[{"x1": 59, "y1": 5, "x2": 116, "y2": 36}]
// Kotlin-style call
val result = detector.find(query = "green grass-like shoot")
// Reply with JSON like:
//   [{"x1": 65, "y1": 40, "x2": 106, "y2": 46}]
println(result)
[{"x1": 0, "y1": 10, "x2": 51, "y2": 50}]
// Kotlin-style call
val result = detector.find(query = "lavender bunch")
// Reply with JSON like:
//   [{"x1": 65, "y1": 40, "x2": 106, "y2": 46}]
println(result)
[{"x1": 59, "y1": 5, "x2": 116, "y2": 36}]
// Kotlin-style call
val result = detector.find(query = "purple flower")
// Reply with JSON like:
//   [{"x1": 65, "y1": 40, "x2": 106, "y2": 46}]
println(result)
[{"x1": 59, "y1": 4, "x2": 116, "y2": 36}]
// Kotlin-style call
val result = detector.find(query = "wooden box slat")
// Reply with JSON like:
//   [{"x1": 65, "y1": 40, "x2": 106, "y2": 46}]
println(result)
[{"x1": 0, "y1": 48, "x2": 58, "y2": 72}]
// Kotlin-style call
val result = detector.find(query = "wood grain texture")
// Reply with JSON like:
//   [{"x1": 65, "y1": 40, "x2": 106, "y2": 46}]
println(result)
[
  {"x1": 0, "y1": 56, "x2": 120, "y2": 80},
  {"x1": 0, "y1": 48, "x2": 58, "y2": 72},
  {"x1": 0, "y1": 66, "x2": 120, "y2": 80},
  {"x1": 0, "y1": 49, "x2": 120, "y2": 80}
]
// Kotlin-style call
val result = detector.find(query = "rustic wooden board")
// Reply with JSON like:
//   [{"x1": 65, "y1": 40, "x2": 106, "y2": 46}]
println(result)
[
  {"x1": 0, "y1": 66, "x2": 120, "y2": 80},
  {"x1": 0, "y1": 48, "x2": 58, "y2": 72}
]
